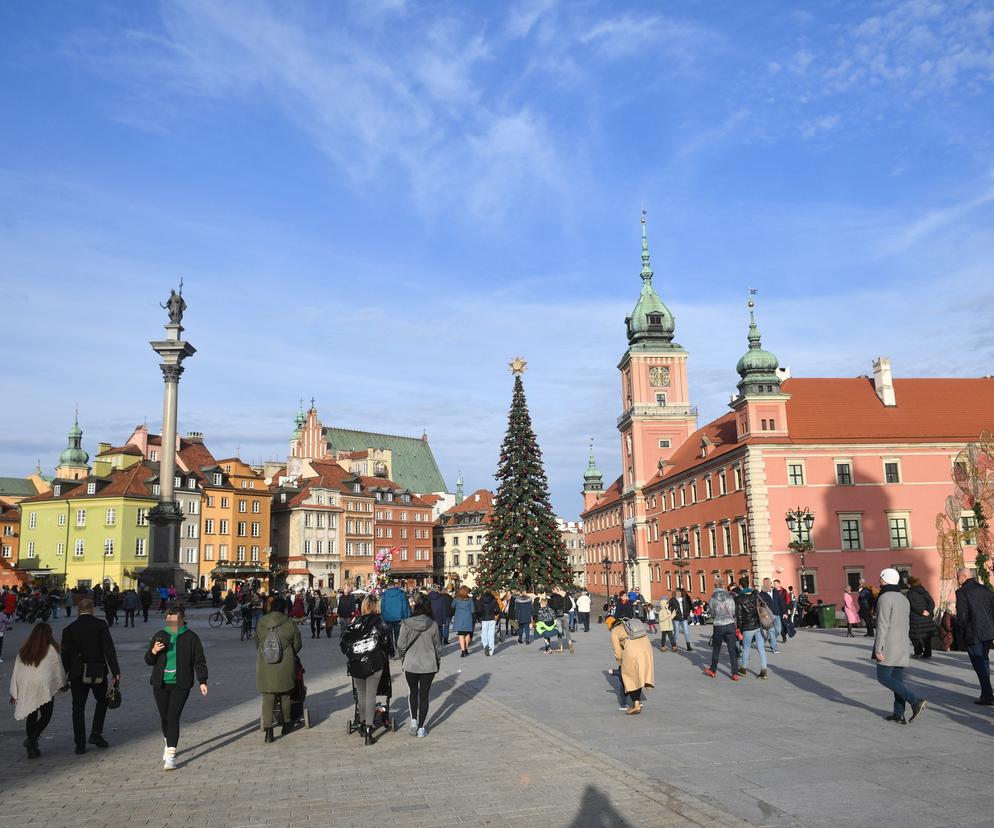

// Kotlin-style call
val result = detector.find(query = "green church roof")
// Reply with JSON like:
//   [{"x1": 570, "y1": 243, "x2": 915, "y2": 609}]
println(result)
[
  {"x1": 324, "y1": 427, "x2": 447, "y2": 494},
  {"x1": 625, "y1": 210, "x2": 678, "y2": 349},
  {"x1": 736, "y1": 294, "x2": 782, "y2": 393},
  {"x1": 0, "y1": 477, "x2": 40, "y2": 497}
]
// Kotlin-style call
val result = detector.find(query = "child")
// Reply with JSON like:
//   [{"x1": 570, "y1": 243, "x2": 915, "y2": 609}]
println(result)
[
  {"x1": 657, "y1": 601, "x2": 676, "y2": 651},
  {"x1": 645, "y1": 603, "x2": 658, "y2": 633}
]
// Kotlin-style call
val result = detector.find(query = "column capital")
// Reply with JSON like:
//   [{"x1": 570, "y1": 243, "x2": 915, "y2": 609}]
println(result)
[{"x1": 160, "y1": 363, "x2": 185, "y2": 383}]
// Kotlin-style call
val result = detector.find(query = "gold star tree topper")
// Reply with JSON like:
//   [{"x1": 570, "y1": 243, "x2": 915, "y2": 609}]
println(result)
[{"x1": 508, "y1": 356, "x2": 528, "y2": 376}]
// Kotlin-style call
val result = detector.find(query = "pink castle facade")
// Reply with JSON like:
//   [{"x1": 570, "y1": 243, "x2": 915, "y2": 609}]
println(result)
[{"x1": 583, "y1": 219, "x2": 991, "y2": 609}]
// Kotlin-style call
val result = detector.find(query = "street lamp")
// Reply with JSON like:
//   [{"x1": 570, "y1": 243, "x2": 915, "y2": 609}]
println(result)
[
  {"x1": 601, "y1": 555, "x2": 612, "y2": 593},
  {"x1": 671, "y1": 532, "x2": 690, "y2": 590},
  {"x1": 785, "y1": 507, "x2": 816, "y2": 592}
]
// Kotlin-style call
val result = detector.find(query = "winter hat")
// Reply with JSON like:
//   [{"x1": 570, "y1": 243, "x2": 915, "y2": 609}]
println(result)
[{"x1": 880, "y1": 568, "x2": 900, "y2": 586}]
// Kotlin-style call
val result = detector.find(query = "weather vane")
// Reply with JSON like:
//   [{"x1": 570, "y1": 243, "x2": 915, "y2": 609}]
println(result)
[
  {"x1": 508, "y1": 356, "x2": 528, "y2": 376},
  {"x1": 748, "y1": 286, "x2": 758, "y2": 309}
]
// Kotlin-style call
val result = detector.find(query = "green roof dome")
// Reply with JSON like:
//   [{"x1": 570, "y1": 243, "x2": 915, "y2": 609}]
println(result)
[
  {"x1": 736, "y1": 296, "x2": 782, "y2": 394},
  {"x1": 59, "y1": 414, "x2": 89, "y2": 467},
  {"x1": 626, "y1": 211, "x2": 676, "y2": 346},
  {"x1": 583, "y1": 440, "x2": 604, "y2": 490}
]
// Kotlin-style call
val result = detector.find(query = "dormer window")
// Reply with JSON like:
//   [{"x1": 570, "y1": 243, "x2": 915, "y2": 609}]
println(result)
[
  {"x1": 213, "y1": 473, "x2": 222, "y2": 486},
  {"x1": 54, "y1": 484, "x2": 61, "y2": 496},
  {"x1": 353, "y1": 483, "x2": 361, "y2": 493},
  {"x1": 86, "y1": 483, "x2": 96, "y2": 494},
  {"x1": 647, "y1": 313, "x2": 663, "y2": 326}
]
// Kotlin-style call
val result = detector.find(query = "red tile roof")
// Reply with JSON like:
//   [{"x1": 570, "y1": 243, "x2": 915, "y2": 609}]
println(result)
[
  {"x1": 20, "y1": 463, "x2": 157, "y2": 503},
  {"x1": 443, "y1": 489, "x2": 493, "y2": 518},
  {"x1": 178, "y1": 441, "x2": 217, "y2": 475},
  {"x1": 644, "y1": 376, "x2": 994, "y2": 489}
]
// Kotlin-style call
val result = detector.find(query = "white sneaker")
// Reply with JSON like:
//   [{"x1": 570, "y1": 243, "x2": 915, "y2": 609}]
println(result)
[
  {"x1": 416, "y1": 726, "x2": 427, "y2": 738},
  {"x1": 162, "y1": 739, "x2": 168, "y2": 761},
  {"x1": 410, "y1": 719, "x2": 418, "y2": 734},
  {"x1": 163, "y1": 747, "x2": 176, "y2": 771}
]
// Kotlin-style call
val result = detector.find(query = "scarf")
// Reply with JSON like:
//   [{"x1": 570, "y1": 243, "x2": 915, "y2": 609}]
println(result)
[{"x1": 163, "y1": 625, "x2": 187, "y2": 684}]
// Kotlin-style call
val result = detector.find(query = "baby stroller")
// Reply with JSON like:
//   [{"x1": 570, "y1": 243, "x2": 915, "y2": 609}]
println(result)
[
  {"x1": 346, "y1": 668, "x2": 397, "y2": 735},
  {"x1": 263, "y1": 655, "x2": 310, "y2": 731}
]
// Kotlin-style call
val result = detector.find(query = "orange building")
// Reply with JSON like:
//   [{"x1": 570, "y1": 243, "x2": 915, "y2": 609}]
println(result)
[
  {"x1": 198, "y1": 459, "x2": 272, "y2": 589},
  {"x1": 367, "y1": 478, "x2": 434, "y2": 584}
]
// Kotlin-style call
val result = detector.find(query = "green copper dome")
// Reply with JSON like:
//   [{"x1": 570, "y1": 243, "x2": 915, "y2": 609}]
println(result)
[
  {"x1": 625, "y1": 211, "x2": 676, "y2": 346},
  {"x1": 736, "y1": 295, "x2": 781, "y2": 394},
  {"x1": 583, "y1": 440, "x2": 604, "y2": 490},
  {"x1": 59, "y1": 414, "x2": 89, "y2": 467}
]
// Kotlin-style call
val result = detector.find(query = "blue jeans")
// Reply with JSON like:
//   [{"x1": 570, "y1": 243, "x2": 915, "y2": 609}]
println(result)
[
  {"x1": 767, "y1": 617, "x2": 781, "y2": 652},
  {"x1": 876, "y1": 665, "x2": 920, "y2": 717},
  {"x1": 674, "y1": 619, "x2": 691, "y2": 647},
  {"x1": 567, "y1": 610, "x2": 577, "y2": 631},
  {"x1": 388, "y1": 620, "x2": 402, "y2": 654},
  {"x1": 966, "y1": 642, "x2": 993, "y2": 700},
  {"x1": 517, "y1": 621, "x2": 531, "y2": 643},
  {"x1": 437, "y1": 618, "x2": 450, "y2": 643},
  {"x1": 481, "y1": 620, "x2": 496, "y2": 652},
  {"x1": 50, "y1": 605, "x2": 59, "y2": 619},
  {"x1": 741, "y1": 628, "x2": 768, "y2": 670}
]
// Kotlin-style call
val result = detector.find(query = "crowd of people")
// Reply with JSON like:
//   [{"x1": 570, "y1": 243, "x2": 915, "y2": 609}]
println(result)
[{"x1": 4, "y1": 566, "x2": 994, "y2": 769}]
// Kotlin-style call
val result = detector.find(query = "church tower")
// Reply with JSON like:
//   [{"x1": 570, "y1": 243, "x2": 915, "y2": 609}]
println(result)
[
  {"x1": 582, "y1": 439, "x2": 604, "y2": 511},
  {"x1": 730, "y1": 291, "x2": 789, "y2": 440},
  {"x1": 55, "y1": 410, "x2": 91, "y2": 480},
  {"x1": 617, "y1": 212, "x2": 698, "y2": 585}
]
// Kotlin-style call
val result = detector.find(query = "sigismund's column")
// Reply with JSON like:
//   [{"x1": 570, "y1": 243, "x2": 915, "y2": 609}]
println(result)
[{"x1": 141, "y1": 285, "x2": 196, "y2": 590}]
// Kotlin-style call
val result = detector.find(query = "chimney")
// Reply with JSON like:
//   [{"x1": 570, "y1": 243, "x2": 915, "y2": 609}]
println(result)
[
  {"x1": 776, "y1": 366, "x2": 791, "y2": 381},
  {"x1": 872, "y1": 357, "x2": 896, "y2": 406},
  {"x1": 474, "y1": 493, "x2": 480, "y2": 502},
  {"x1": 185, "y1": 431, "x2": 204, "y2": 444},
  {"x1": 98, "y1": 442, "x2": 111, "y2": 455}
]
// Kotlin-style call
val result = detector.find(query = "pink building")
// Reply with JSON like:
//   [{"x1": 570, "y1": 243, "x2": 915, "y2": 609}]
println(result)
[{"x1": 583, "y1": 218, "x2": 992, "y2": 606}]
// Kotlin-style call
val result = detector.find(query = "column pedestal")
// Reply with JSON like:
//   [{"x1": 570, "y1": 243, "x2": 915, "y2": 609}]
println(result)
[{"x1": 138, "y1": 503, "x2": 187, "y2": 591}]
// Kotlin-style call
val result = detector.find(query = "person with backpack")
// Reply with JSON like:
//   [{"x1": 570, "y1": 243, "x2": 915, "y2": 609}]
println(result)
[
  {"x1": 607, "y1": 615, "x2": 654, "y2": 714},
  {"x1": 705, "y1": 579, "x2": 740, "y2": 680},
  {"x1": 735, "y1": 577, "x2": 768, "y2": 679},
  {"x1": 145, "y1": 604, "x2": 208, "y2": 770},
  {"x1": 255, "y1": 596, "x2": 302, "y2": 743},
  {"x1": 397, "y1": 593, "x2": 442, "y2": 738},
  {"x1": 341, "y1": 595, "x2": 393, "y2": 746},
  {"x1": 535, "y1": 599, "x2": 564, "y2": 654},
  {"x1": 10, "y1": 622, "x2": 66, "y2": 759}
]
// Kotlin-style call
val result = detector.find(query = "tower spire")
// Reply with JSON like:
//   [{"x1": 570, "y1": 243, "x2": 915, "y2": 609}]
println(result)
[
  {"x1": 583, "y1": 437, "x2": 604, "y2": 492},
  {"x1": 640, "y1": 208, "x2": 653, "y2": 283},
  {"x1": 736, "y1": 287, "x2": 782, "y2": 396},
  {"x1": 747, "y1": 287, "x2": 762, "y2": 349}
]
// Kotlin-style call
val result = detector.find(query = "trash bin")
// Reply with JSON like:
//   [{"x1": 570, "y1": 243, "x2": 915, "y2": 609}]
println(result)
[{"x1": 817, "y1": 603, "x2": 837, "y2": 629}]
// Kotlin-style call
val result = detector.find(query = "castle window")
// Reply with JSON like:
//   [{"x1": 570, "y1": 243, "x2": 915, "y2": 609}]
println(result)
[{"x1": 648, "y1": 314, "x2": 662, "y2": 325}]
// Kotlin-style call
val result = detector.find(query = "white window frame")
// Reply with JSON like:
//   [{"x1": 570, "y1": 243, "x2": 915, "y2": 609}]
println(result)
[
  {"x1": 786, "y1": 459, "x2": 806, "y2": 487},
  {"x1": 883, "y1": 457, "x2": 902, "y2": 484},
  {"x1": 886, "y1": 511, "x2": 912, "y2": 549},
  {"x1": 835, "y1": 458, "x2": 854, "y2": 486},
  {"x1": 136, "y1": 537, "x2": 147, "y2": 556},
  {"x1": 839, "y1": 513, "x2": 863, "y2": 551}
]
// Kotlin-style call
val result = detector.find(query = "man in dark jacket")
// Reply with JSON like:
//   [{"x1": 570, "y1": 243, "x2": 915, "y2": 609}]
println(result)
[
  {"x1": 337, "y1": 589, "x2": 356, "y2": 636},
  {"x1": 955, "y1": 567, "x2": 994, "y2": 705},
  {"x1": 428, "y1": 587, "x2": 452, "y2": 645},
  {"x1": 139, "y1": 586, "x2": 153, "y2": 623},
  {"x1": 735, "y1": 578, "x2": 768, "y2": 679},
  {"x1": 667, "y1": 590, "x2": 693, "y2": 651},
  {"x1": 61, "y1": 598, "x2": 121, "y2": 754},
  {"x1": 514, "y1": 591, "x2": 535, "y2": 644}
]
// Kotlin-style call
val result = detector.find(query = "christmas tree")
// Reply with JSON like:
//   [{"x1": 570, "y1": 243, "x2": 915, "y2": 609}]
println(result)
[{"x1": 475, "y1": 358, "x2": 574, "y2": 592}]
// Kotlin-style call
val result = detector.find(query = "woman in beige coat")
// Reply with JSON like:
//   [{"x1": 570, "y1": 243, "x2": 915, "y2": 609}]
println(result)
[{"x1": 608, "y1": 617, "x2": 654, "y2": 715}]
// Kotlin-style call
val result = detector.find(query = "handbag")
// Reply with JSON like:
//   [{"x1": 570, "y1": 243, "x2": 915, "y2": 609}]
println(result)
[
  {"x1": 105, "y1": 682, "x2": 122, "y2": 709},
  {"x1": 756, "y1": 595, "x2": 775, "y2": 631}
]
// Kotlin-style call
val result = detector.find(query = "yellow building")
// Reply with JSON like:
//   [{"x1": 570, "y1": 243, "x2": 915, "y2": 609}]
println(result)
[{"x1": 435, "y1": 489, "x2": 493, "y2": 589}]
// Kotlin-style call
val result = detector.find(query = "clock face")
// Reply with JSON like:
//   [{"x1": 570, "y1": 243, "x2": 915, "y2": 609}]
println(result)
[{"x1": 649, "y1": 366, "x2": 670, "y2": 387}]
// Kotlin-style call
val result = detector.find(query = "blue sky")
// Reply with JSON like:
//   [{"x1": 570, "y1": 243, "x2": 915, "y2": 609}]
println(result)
[{"x1": 1, "y1": 0, "x2": 993, "y2": 516}]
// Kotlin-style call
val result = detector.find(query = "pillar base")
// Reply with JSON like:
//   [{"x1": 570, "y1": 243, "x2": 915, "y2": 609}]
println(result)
[{"x1": 135, "y1": 565, "x2": 188, "y2": 593}]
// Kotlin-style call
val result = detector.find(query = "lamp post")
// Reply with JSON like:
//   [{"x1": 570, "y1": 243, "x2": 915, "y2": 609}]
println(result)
[
  {"x1": 671, "y1": 532, "x2": 690, "y2": 590},
  {"x1": 601, "y1": 555, "x2": 612, "y2": 595},
  {"x1": 785, "y1": 507, "x2": 815, "y2": 592}
]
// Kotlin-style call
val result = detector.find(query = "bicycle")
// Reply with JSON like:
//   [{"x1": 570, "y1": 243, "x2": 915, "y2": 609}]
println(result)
[{"x1": 208, "y1": 609, "x2": 237, "y2": 629}]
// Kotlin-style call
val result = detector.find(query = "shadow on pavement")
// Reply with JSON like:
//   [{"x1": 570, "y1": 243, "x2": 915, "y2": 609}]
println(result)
[
  {"x1": 180, "y1": 720, "x2": 260, "y2": 764},
  {"x1": 567, "y1": 784, "x2": 635, "y2": 828},
  {"x1": 428, "y1": 672, "x2": 490, "y2": 729}
]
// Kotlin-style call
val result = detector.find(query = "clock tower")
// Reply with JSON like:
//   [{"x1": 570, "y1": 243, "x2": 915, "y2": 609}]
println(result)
[{"x1": 617, "y1": 211, "x2": 698, "y2": 590}]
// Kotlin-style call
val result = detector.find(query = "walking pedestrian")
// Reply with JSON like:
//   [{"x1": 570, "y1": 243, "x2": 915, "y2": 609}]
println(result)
[
  {"x1": 842, "y1": 586, "x2": 860, "y2": 638},
  {"x1": 577, "y1": 590, "x2": 591, "y2": 632},
  {"x1": 705, "y1": 580, "x2": 740, "y2": 680},
  {"x1": 338, "y1": 588, "x2": 357, "y2": 636},
  {"x1": 380, "y1": 581, "x2": 411, "y2": 654},
  {"x1": 63, "y1": 589, "x2": 74, "y2": 618},
  {"x1": 145, "y1": 604, "x2": 208, "y2": 770},
  {"x1": 309, "y1": 591, "x2": 328, "y2": 640},
  {"x1": 255, "y1": 596, "x2": 302, "y2": 743},
  {"x1": 954, "y1": 566, "x2": 994, "y2": 706},
  {"x1": 139, "y1": 586, "x2": 152, "y2": 623},
  {"x1": 398, "y1": 593, "x2": 441, "y2": 738},
  {"x1": 657, "y1": 600, "x2": 676, "y2": 651},
  {"x1": 0, "y1": 606, "x2": 12, "y2": 663},
  {"x1": 60, "y1": 598, "x2": 120, "y2": 754},
  {"x1": 759, "y1": 578, "x2": 785, "y2": 653},
  {"x1": 477, "y1": 589, "x2": 500, "y2": 656},
  {"x1": 9, "y1": 622, "x2": 66, "y2": 759},
  {"x1": 452, "y1": 586, "x2": 475, "y2": 658},
  {"x1": 668, "y1": 589, "x2": 694, "y2": 651},
  {"x1": 121, "y1": 588, "x2": 138, "y2": 628},
  {"x1": 773, "y1": 580, "x2": 790, "y2": 642},
  {"x1": 874, "y1": 568, "x2": 927, "y2": 724},
  {"x1": 906, "y1": 577, "x2": 936, "y2": 659},
  {"x1": 735, "y1": 578, "x2": 768, "y2": 679},
  {"x1": 341, "y1": 595, "x2": 392, "y2": 746},
  {"x1": 104, "y1": 587, "x2": 120, "y2": 627},
  {"x1": 514, "y1": 590, "x2": 535, "y2": 644},
  {"x1": 608, "y1": 616, "x2": 654, "y2": 714},
  {"x1": 550, "y1": 587, "x2": 575, "y2": 655},
  {"x1": 858, "y1": 580, "x2": 876, "y2": 636}
]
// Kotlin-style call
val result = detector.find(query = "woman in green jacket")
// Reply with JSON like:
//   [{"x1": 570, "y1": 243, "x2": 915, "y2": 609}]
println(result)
[
  {"x1": 145, "y1": 604, "x2": 208, "y2": 770},
  {"x1": 254, "y1": 595, "x2": 302, "y2": 743}
]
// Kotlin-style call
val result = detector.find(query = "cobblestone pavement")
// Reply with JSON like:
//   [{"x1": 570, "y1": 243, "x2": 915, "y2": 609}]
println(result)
[
  {"x1": 0, "y1": 611, "x2": 740, "y2": 828},
  {"x1": 2, "y1": 612, "x2": 991, "y2": 827}
]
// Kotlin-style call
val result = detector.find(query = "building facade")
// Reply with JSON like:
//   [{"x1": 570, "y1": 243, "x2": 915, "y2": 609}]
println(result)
[
  {"x1": 435, "y1": 489, "x2": 494, "y2": 588},
  {"x1": 368, "y1": 479, "x2": 435, "y2": 584},
  {"x1": 271, "y1": 472, "x2": 343, "y2": 592}
]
